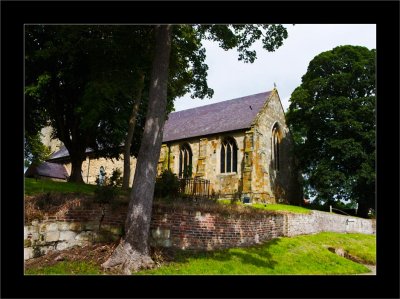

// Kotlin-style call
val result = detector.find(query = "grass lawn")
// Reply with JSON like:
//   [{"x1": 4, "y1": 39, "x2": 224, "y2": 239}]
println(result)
[
  {"x1": 139, "y1": 232, "x2": 375, "y2": 275},
  {"x1": 218, "y1": 199, "x2": 311, "y2": 214},
  {"x1": 25, "y1": 178, "x2": 98, "y2": 196},
  {"x1": 251, "y1": 203, "x2": 311, "y2": 214},
  {"x1": 25, "y1": 232, "x2": 375, "y2": 275},
  {"x1": 26, "y1": 260, "x2": 102, "y2": 275}
]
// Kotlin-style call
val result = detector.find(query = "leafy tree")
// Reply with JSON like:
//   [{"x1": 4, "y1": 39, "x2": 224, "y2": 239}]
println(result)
[
  {"x1": 25, "y1": 25, "x2": 143, "y2": 183},
  {"x1": 25, "y1": 25, "x2": 215, "y2": 186},
  {"x1": 286, "y1": 45, "x2": 376, "y2": 217},
  {"x1": 24, "y1": 132, "x2": 51, "y2": 168},
  {"x1": 102, "y1": 24, "x2": 289, "y2": 274}
]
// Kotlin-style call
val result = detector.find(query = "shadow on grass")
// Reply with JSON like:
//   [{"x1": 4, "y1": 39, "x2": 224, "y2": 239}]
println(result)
[{"x1": 172, "y1": 238, "x2": 280, "y2": 271}]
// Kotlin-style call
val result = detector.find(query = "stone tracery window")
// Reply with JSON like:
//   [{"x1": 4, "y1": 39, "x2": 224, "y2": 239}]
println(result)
[
  {"x1": 179, "y1": 143, "x2": 192, "y2": 178},
  {"x1": 272, "y1": 123, "x2": 281, "y2": 171},
  {"x1": 220, "y1": 137, "x2": 238, "y2": 173}
]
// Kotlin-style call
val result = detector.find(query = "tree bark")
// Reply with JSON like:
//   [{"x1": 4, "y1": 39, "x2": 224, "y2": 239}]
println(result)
[
  {"x1": 122, "y1": 74, "x2": 145, "y2": 189},
  {"x1": 68, "y1": 156, "x2": 85, "y2": 183},
  {"x1": 102, "y1": 25, "x2": 172, "y2": 274},
  {"x1": 66, "y1": 141, "x2": 86, "y2": 183}
]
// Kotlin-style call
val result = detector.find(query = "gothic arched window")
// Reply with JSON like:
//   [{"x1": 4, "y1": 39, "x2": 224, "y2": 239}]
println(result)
[
  {"x1": 220, "y1": 137, "x2": 238, "y2": 173},
  {"x1": 179, "y1": 143, "x2": 192, "y2": 178},
  {"x1": 272, "y1": 123, "x2": 281, "y2": 171}
]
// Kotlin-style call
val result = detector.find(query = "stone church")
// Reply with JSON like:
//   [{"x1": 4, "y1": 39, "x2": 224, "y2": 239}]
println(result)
[{"x1": 27, "y1": 89, "x2": 302, "y2": 204}]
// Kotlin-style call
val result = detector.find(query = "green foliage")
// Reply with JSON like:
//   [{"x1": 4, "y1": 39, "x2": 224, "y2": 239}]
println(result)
[
  {"x1": 286, "y1": 45, "x2": 375, "y2": 216},
  {"x1": 154, "y1": 169, "x2": 181, "y2": 199},
  {"x1": 231, "y1": 190, "x2": 242, "y2": 204},
  {"x1": 94, "y1": 168, "x2": 123, "y2": 204},
  {"x1": 25, "y1": 24, "x2": 289, "y2": 183},
  {"x1": 24, "y1": 132, "x2": 51, "y2": 167}
]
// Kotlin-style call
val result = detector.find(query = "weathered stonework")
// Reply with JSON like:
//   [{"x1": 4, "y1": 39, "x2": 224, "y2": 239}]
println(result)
[
  {"x1": 64, "y1": 153, "x2": 137, "y2": 186},
  {"x1": 41, "y1": 90, "x2": 303, "y2": 202},
  {"x1": 24, "y1": 206, "x2": 375, "y2": 260}
]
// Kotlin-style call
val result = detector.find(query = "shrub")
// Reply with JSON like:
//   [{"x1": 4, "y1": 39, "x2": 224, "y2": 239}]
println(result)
[
  {"x1": 94, "y1": 168, "x2": 122, "y2": 204},
  {"x1": 154, "y1": 169, "x2": 181, "y2": 199}
]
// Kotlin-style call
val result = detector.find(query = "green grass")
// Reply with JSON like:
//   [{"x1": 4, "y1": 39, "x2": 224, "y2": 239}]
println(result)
[
  {"x1": 25, "y1": 260, "x2": 103, "y2": 275},
  {"x1": 251, "y1": 203, "x2": 311, "y2": 214},
  {"x1": 25, "y1": 178, "x2": 98, "y2": 196},
  {"x1": 218, "y1": 200, "x2": 311, "y2": 214},
  {"x1": 138, "y1": 232, "x2": 375, "y2": 275},
  {"x1": 26, "y1": 232, "x2": 375, "y2": 275}
]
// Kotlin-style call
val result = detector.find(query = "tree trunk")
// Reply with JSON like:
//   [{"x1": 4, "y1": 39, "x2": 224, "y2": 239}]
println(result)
[
  {"x1": 122, "y1": 74, "x2": 145, "y2": 189},
  {"x1": 102, "y1": 25, "x2": 172, "y2": 274},
  {"x1": 68, "y1": 156, "x2": 85, "y2": 183}
]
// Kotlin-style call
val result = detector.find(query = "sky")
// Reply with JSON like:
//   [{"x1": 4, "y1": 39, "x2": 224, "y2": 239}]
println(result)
[{"x1": 173, "y1": 24, "x2": 376, "y2": 112}]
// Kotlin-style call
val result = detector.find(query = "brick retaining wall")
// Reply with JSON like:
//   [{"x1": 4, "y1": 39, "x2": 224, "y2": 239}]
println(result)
[{"x1": 24, "y1": 205, "x2": 376, "y2": 260}]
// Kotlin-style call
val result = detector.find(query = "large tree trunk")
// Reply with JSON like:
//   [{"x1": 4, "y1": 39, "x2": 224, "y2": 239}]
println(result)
[
  {"x1": 66, "y1": 142, "x2": 86, "y2": 183},
  {"x1": 102, "y1": 25, "x2": 172, "y2": 274},
  {"x1": 122, "y1": 74, "x2": 145, "y2": 189},
  {"x1": 68, "y1": 157, "x2": 85, "y2": 183}
]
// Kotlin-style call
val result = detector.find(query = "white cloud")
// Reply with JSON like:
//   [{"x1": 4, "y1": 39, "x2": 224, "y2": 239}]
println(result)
[{"x1": 173, "y1": 24, "x2": 376, "y2": 112}]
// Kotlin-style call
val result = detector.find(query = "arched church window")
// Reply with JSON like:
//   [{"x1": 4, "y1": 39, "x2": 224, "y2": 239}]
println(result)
[
  {"x1": 220, "y1": 137, "x2": 238, "y2": 173},
  {"x1": 179, "y1": 143, "x2": 192, "y2": 178},
  {"x1": 272, "y1": 123, "x2": 281, "y2": 171}
]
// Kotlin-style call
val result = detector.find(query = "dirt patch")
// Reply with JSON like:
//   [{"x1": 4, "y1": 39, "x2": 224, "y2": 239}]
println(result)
[
  {"x1": 24, "y1": 242, "x2": 176, "y2": 274},
  {"x1": 327, "y1": 246, "x2": 375, "y2": 275},
  {"x1": 327, "y1": 247, "x2": 366, "y2": 264}
]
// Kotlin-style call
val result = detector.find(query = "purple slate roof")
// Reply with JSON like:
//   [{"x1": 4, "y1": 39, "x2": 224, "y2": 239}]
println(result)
[
  {"x1": 49, "y1": 147, "x2": 93, "y2": 160},
  {"x1": 47, "y1": 91, "x2": 273, "y2": 160},
  {"x1": 25, "y1": 162, "x2": 68, "y2": 180},
  {"x1": 162, "y1": 91, "x2": 272, "y2": 142}
]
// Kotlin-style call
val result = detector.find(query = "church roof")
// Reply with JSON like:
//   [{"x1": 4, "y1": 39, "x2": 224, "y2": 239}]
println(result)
[
  {"x1": 25, "y1": 162, "x2": 68, "y2": 180},
  {"x1": 47, "y1": 90, "x2": 273, "y2": 160},
  {"x1": 49, "y1": 147, "x2": 93, "y2": 161},
  {"x1": 163, "y1": 91, "x2": 272, "y2": 142}
]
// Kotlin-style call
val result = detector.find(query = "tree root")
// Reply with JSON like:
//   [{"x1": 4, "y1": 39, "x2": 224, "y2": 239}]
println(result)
[{"x1": 101, "y1": 239, "x2": 155, "y2": 274}]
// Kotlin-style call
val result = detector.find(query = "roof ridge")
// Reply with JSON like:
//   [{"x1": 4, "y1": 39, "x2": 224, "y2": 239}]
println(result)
[{"x1": 170, "y1": 91, "x2": 272, "y2": 115}]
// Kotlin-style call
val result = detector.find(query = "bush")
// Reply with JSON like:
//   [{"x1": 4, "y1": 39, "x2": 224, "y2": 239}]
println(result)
[
  {"x1": 94, "y1": 168, "x2": 122, "y2": 204},
  {"x1": 154, "y1": 169, "x2": 181, "y2": 199}
]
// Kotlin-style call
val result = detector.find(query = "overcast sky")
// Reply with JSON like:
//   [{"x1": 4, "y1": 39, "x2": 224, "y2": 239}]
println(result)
[{"x1": 173, "y1": 24, "x2": 376, "y2": 112}]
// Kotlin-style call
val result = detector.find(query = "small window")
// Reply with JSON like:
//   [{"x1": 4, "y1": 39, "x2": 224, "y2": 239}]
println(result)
[
  {"x1": 179, "y1": 143, "x2": 192, "y2": 178},
  {"x1": 220, "y1": 137, "x2": 238, "y2": 173}
]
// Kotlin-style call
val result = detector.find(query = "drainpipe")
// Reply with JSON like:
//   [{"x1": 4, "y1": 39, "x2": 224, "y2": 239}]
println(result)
[
  {"x1": 86, "y1": 157, "x2": 90, "y2": 183},
  {"x1": 167, "y1": 144, "x2": 171, "y2": 170}
]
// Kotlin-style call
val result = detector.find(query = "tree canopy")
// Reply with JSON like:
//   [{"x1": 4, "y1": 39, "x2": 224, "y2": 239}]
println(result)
[
  {"x1": 99, "y1": 24, "x2": 289, "y2": 273},
  {"x1": 286, "y1": 45, "x2": 376, "y2": 217},
  {"x1": 25, "y1": 25, "x2": 288, "y2": 184}
]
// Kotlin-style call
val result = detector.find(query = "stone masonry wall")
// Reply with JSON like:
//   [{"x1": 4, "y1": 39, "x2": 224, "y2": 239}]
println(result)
[
  {"x1": 286, "y1": 211, "x2": 376, "y2": 237},
  {"x1": 46, "y1": 91, "x2": 300, "y2": 201},
  {"x1": 251, "y1": 90, "x2": 302, "y2": 204},
  {"x1": 64, "y1": 154, "x2": 137, "y2": 186},
  {"x1": 163, "y1": 131, "x2": 246, "y2": 197},
  {"x1": 24, "y1": 205, "x2": 375, "y2": 260}
]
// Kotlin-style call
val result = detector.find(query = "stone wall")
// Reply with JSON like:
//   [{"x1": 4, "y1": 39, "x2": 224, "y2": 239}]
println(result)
[
  {"x1": 40, "y1": 126, "x2": 63, "y2": 154},
  {"x1": 24, "y1": 204, "x2": 126, "y2": 260},
  {"x1": 286, "y1": 211, "x2": 376, "y2": 237},
  {"x1": 251, "y1": 90, "x2": 303, "y2": 204},
  {"x1": 24, "y1": 220, "x2": 123, "y2": 260},
  {"x1": 24, "y1": 205, "x2": 375, "y2": 260},
  {"x1": 163, "y1": 131, "x2": 246, "y2": 197},
  {"x1": 64, "y1": 154, "x2": 137, "y2": 186},
  {"x1": 44, "y1": 91, "x2": 301, "y2": 201}
]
